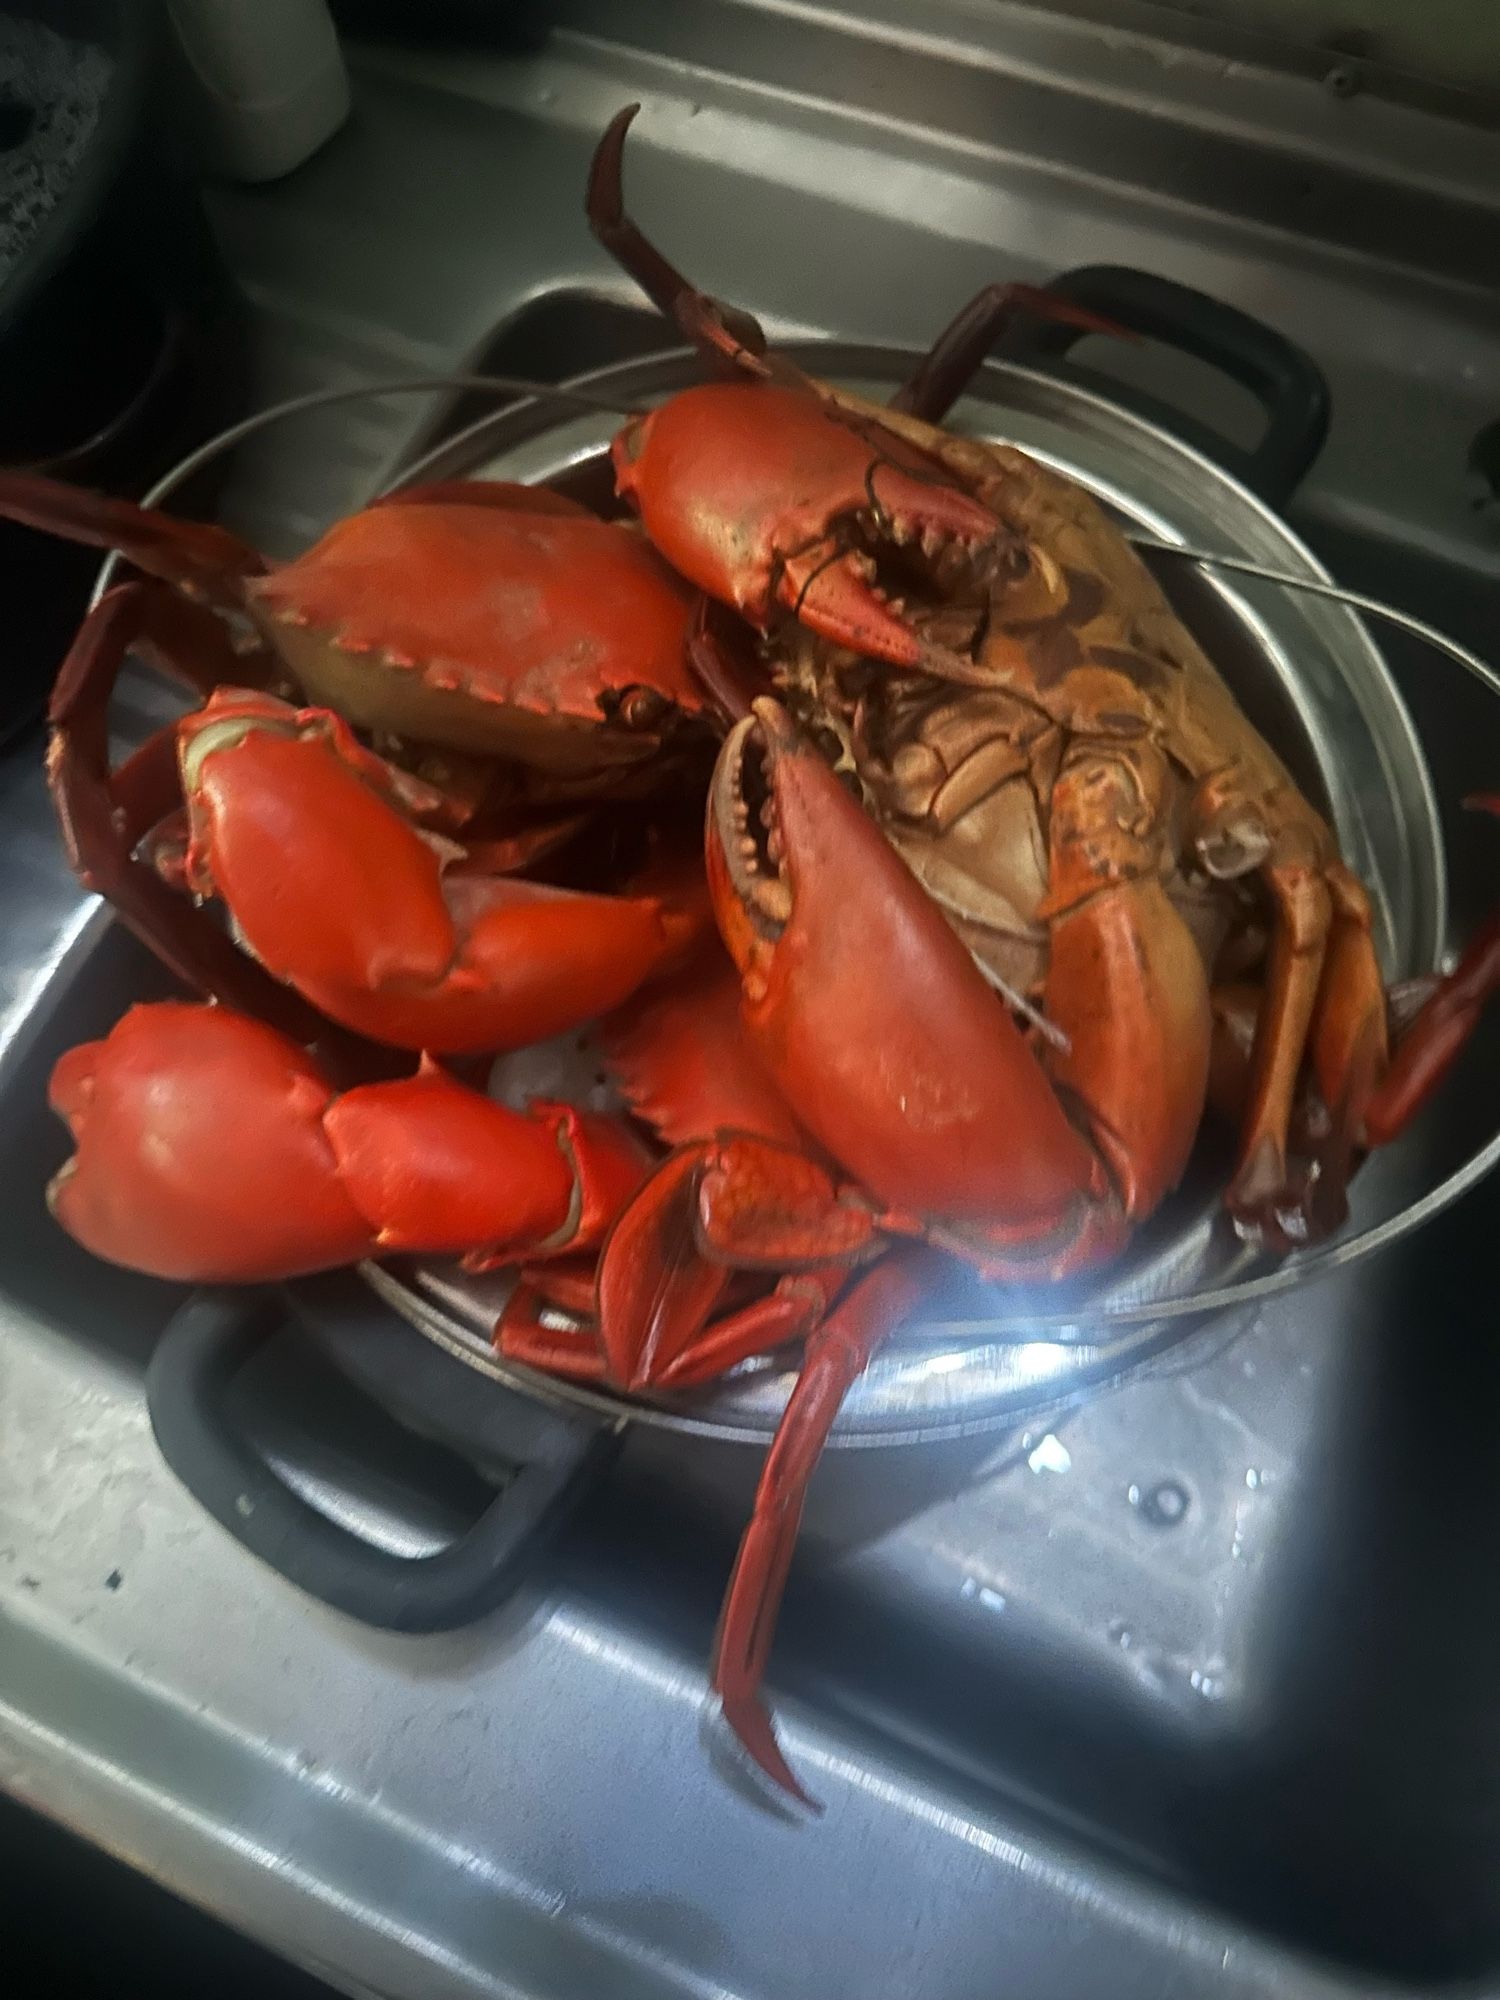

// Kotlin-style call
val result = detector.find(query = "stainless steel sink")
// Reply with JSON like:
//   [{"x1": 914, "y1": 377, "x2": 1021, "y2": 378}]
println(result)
[{"x1": 4, "y1": 7, "x2": 1500, "y2": 1997}]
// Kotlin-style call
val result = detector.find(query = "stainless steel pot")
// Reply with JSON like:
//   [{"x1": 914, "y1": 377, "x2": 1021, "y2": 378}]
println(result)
[{"x1": 351, "y1": 341, "x2": 1447, "y2": 1446}]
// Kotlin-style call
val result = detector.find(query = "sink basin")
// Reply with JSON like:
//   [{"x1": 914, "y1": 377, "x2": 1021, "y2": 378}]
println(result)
[{"x1": 5, "y1": 26, "x2": 1500, "y2": 1997}]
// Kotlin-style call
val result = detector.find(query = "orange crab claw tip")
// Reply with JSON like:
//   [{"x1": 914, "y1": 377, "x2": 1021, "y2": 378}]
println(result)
[
  {"x1": 717, "y1": 1694, "x2": 823, "y2": 1812},
  {"x1": 1007, "y1": 282, "x2": 1141, "y2": 344},
  {"x1": 748, "y1": 695, "x2": 794, "y2": 743},
  {"x1": 776, "y1": 548, "x2": 927, "y2": 673}
]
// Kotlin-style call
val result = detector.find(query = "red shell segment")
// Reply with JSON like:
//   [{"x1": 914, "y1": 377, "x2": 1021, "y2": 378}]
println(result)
[{"x1": 250, "y1": 499, "x2": 705, "y2": 722}]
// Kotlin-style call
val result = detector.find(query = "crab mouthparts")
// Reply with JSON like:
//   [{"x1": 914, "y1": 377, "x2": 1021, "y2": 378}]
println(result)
[{"x1": 712, "y1": 710, "x2": 794, "y2": 935}]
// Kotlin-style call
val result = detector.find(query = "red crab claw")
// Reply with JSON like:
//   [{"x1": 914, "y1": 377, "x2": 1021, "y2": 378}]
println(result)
[
  {"x1": 175, "y1": 688, "x2": 705, "y2": 1053},
  {"x1": 588, "y1": 104, "x2": 1114, "y2": 686},
  {"x1": 612, "y1": 381, "x2": 1002, "y2": 679},
  {"x1": 48, "y1": 1003, "x2": 649, "y2": 1284},
  {"x1": 707, "y1": 700, "x2": 1119, "y2": 1272}
]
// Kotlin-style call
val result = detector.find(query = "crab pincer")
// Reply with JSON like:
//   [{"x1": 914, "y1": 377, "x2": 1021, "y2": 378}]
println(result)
[{"x1": 611, "y1": 383, "x2": 1006, "y2": 682}]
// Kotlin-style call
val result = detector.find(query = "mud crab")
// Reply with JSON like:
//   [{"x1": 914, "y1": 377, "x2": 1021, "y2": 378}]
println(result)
[{"x1": 6, "y1": 105, "x2": 1500, "y2": 1807}]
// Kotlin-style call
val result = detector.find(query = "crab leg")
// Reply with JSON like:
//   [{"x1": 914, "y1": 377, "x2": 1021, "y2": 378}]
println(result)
[
  {"x1": 1032, "y1": 739, "x2": 1212, "y2": 1238},
  {"x1": 892, "y1": 282, "x2": 1129, "y2": 423},
  {"x1": 500, "y1": 1252, "x2": 851, "y2": 1394},
  {"x1": 1366, "y1": 916, "x2": 1500, "y2": 1143},
  {"x1": 592, "y1": 1136, "x2": 877, "y2": 1389},
  {"x1": 587, "y1": 102, "x2": 775, "y2": 375},
  {"x1": 686, "y1": 598, "x2": 766, "y2": 724},
  {"x1": 0, "y1": 471, "x2": 264, "y2": 608},
  {"x1": 1362, "y1": 801, "x2": 1500, "y2": 1146},
  {"x1": 1219, "y1": 823, "x2": 1334, "y2": 1221},
  {"x1": 709, "y1": 1247, "x2": 937, "y2": 1806}
]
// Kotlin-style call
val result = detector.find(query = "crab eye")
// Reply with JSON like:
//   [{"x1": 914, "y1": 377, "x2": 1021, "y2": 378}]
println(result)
[{"x1": 620, "y1": 686, "x2": 668, "y2": 728}]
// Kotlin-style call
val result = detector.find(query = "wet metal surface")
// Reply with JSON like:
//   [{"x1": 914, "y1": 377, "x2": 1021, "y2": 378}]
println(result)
[{"x1": 3, "y1": 4, "x2": 1500, "y2": 1994}]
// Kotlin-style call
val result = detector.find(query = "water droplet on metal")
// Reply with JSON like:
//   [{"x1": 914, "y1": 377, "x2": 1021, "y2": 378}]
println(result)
[
  {"x1": 1027, "y1": 1433, "x2": 1072, "y2": 1475},
  {"x1": 960, "y1": 1576, "x2": 1006, "y2": 1612},
  {"x1": 1140, "y1": 1479, "x2": 1189, "y2": 1527}
]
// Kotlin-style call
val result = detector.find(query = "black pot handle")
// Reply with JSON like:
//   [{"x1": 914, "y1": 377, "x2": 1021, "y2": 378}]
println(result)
[
  {"x1": 994, "y1": 264, "x2": 1330, "y2": 507},
  {"x1": 146, "y1": 1289, "x2": 619, "y2": 1631}
]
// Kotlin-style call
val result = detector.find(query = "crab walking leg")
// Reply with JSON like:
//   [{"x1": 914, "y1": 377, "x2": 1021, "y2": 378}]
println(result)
[
  {"x1": 709, "y1": 1249, "x2": 938, "y2": 1807},
  {"x1": 0, "y1": 470, "x2": 265, "y2": 605},
  {"x1": 1032, "y1": 740, "x2": 1212, "y2": 1234},
  {"x1": 1204, "y1": 832, "x2": 1500, "y2": 1207},
  {"x1": 1308, "y1": 865, "x2": 1390, "y2": 1119},
  {"x1": 590, "y1": 1134, "x2": 878, "y2": 1389},
  {"x1": 586, "y1": 104, "x2": 773, "y2": 362},
  {"x1": 1365, "y1": 920, "x2": 1500, "y2": 1141},
  {"x1": 891, "y1": 281, "x2": 1129, "y2": 423},
  {"x1": 1275, "y1": 861, "x2": 1392, "y2": 1228},
  {"x1": 1226, "y1": 827, "x2": 1334, "y2": 1218},
  {"x1": 500, "y1": 1253, "x2": 852, "y2": 1393}
]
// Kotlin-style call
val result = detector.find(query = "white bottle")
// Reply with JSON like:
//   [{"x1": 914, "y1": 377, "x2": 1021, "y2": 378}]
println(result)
[{"x1": 165, "y1": 0, "x2": 351, "y2": 184}]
